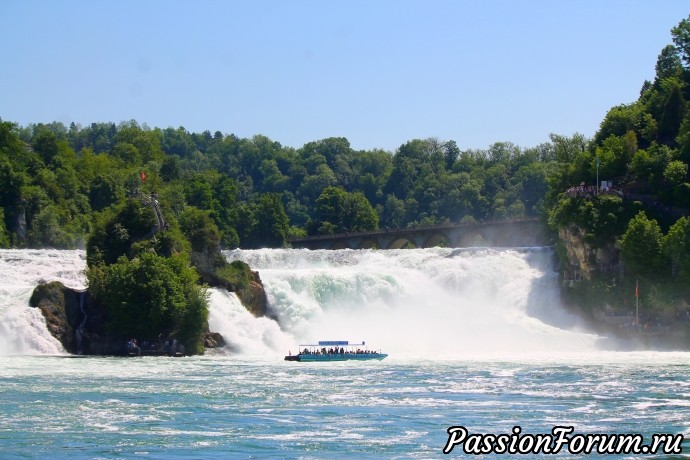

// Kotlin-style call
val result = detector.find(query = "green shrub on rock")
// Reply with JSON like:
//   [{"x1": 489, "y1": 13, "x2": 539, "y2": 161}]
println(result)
[{"x1": 87, "y1": 252, "x2": 208, "y2": 353}]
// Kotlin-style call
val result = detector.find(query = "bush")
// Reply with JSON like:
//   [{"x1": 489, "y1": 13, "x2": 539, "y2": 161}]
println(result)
[
  {"x1": 87, "y1": 252, "x2": 208, "y2": 353},
  {"x1": 87, "y1": 199, "x2": 157, "y2": 266}
]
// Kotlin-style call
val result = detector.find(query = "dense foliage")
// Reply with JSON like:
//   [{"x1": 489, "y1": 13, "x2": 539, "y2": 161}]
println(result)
[
  {"x1": 0, "y1": 117, "x2": 559, "y2": 250},
  {"x1": 2, "y1": 15, "x2": 690, "y2": 331},
  {"x1": 83, "y1": 196, "x2": 208, "y2": 353},
  {"x1": 88, "y1": 252, "x2": 208, "y2": 354},
  {"x1": 547, "y1": 15, "x2": 690, "y2": 321}
]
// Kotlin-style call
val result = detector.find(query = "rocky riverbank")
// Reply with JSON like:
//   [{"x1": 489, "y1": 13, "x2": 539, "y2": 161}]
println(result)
[
  {"x1": 558, "y1": 224, "x2": 690, "y2": 350},
  {"x1": 29, "y1": 271, "x2": 268, "y2": 356}
]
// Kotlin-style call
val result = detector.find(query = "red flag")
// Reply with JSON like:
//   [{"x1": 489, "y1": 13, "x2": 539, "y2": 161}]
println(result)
[
  {"x1": 635, "y1": 280, "x2": 639, "y2": 298},
  {"x1": 140, "y1": 171, "x2": 147, "y2": 183}
]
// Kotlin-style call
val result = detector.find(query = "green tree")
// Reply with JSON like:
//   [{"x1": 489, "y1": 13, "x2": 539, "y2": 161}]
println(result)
[
  {"x1": 657, "y1": 82, "x2": 686, "y2": 146},
  {"x1": 663, "y1": 160, "x2": 688, "y2": 185},
  {"x1": 444, "y1": 140, "x2": 461, "y2": 170},
  {"x1": 184, "y1": 174, "x2": 215, "y2": 210},
  {"x1": 298, "y1": 163, "x2": 337, "y2": 205},
  {"x1": 381, "y1": 194, "x2": 406, "y2": 228},
  {"x1": 249, "y1": 193, "x2": 289, "y2": 248},
  {"x1": 619, "y1": 211, "x2": 664, "y2": 277},
  {"x1": 178, "y1": 206, "x2": 222, "y2": 255},
  {"x1": 89, "y1": 174, "x2": 123, "y2": 211},
  {"x1": 655, "y1": 44, "x2": 684, "y2": 81},
  {"x1": 311, "y1": 187, "x2": 378, "y2": 234},
  {"x1": 87, "y1": 252, "x2": 208, "y2": 353},
  {"x1": 211, "y1": 175, "x2": 240, "y2": 248},
  {"x1": 160, "y1": 155, "x2": 181, "y2": 181},
  {"x1": 160, "y1": 126, "x2": 197, "y2": 157},
  {"x1": 313, "y1": 186, "x2": 348, "y2": 232},
  {"x1": 0, "y1": 207, "x2": 9, "y2": 248},
  {"x1": 26, "y1": 204, "x2": 77, "y2": 248},
  {"x1": 299, "y1": 137, "x2": 354, "y2": 187},
  {"x1": 663, "y1": 216, "x2": 690, "y2": 280},
  {"x1": 32, "y1": 129, "x2": 59, "y2": 166},
  {"x1": 87, "y1": 199, "x2": 157, "y2": 266},
  {"x1": 115, "y1": 120, "x2": 164, "y2": 164},
  {"x1": 671, "y1": 14, "x2": 690, "y2": 68},
  {"x1": 347, "y1": 191, "x2": 379, "y2": 231}
]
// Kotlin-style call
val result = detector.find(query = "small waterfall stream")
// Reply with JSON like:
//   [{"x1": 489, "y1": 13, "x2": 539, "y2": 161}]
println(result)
[{"x1": 75, "y1": 291, "x2": 87, "y2": 355}]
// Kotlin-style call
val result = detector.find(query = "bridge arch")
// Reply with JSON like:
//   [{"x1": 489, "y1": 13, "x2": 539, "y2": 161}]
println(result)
[
  {"x1": 454, "y1": 231, "x2": 486, "y2": 248},
  {"x1": 331, "y1": 240, "x2": 350, "y2": 250},
  {"x1": 359, "y1": 238, "x2": 378, "y2": 249},
  {"x1": 388, "y1": 238, "x2": 416, "y2": 249},
  {"x1": 422, "y1": 233, "x2": 449, "y2": 248},
  {"x1": 288, "y1": 219, "x2": 546, "y2": 250}
]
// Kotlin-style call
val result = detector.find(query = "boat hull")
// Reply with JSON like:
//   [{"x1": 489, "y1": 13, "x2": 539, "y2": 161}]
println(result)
[{"x1": 284, "y1": 353, "x2": 387, "y2": 362}]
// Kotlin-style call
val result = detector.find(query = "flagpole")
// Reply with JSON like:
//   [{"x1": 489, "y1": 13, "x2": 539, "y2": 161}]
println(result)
[{"x1": 635, "y1": 280, "x2": 639, "y2": 333}]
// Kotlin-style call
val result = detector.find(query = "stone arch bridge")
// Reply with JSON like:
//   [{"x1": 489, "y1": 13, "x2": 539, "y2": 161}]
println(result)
[{"x1": 289, "y1": 218, "x2": 548, "y2": 250}]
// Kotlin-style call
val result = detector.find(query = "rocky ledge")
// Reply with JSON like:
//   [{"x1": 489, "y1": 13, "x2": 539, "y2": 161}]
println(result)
[{"x1": 30, "y1": 276, "x2": 267, "y2": 356}]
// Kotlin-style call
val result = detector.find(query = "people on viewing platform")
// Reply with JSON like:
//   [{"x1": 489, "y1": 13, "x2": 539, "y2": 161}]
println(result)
[
  {"x1": 565, "y1": 182, "x2": 623, "y2": 199},
  {"x1": 126, "y1": 337, "x2": 185, "y2": 356}
]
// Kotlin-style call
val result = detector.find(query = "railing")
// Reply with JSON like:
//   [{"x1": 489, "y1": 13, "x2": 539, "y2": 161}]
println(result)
[
  {"x1": 288, "y1": 217, "x2": 540, "y2": 243},
  {"x1": 137, "y1": 192, "x2": 167, "y2": 239}
]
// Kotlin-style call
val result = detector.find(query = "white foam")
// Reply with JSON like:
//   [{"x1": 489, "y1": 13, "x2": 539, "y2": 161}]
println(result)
[
  {"x1": 0, "y1": 247, "x2": 609, "y2": 358},
  {"x1": 0, "y1": 249, "x2": 86, "y2": 355},
  {"x1": 206, "y1": 288, "x2": 292, "y2": 356},
  {"x1": 227, "y1": 247, "x2": 600, "y2": 357}
]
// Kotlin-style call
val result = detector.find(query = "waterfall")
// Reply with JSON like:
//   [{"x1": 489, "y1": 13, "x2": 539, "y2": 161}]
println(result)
[
  {"x1": 214, "y1": 247, "x2": 600, "y2": 358},
  {"x1": 0, "y1": 247, "x2": 601, "y2": 358},
  {"x1": 75, "y1": 291, "x2": 87, "y2": 355},
  {"x1": 0, "y1": 249, "x2": 86, "y2": 355}
]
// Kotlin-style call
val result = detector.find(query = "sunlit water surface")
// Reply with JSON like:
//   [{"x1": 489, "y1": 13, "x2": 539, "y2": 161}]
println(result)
[
  {"x1": 1, "y1": 249, "x2": 689, "y2": 458},
  {"x1": 1, "y1": 353, "x2": 689, "y2": 459}
]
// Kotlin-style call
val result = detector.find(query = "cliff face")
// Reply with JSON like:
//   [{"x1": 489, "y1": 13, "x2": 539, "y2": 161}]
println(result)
[
  {"x1": 29, "y1": 282, "x2": 81, "y2": 353},
  {"x1": 559, "y1": 225, "x2": 618, "y2": 280},
  {"x1": 29, "y1": 283, "x2": 128, "y2": 355},
  {"x1": 29, "y1": 263, "x2": 270, "y2": 355},
  {"x1": 558, "y1": 223, "x2": 690, "y2": 349},
  {"x1": 191, "y1": 249, "x2": 270, "y2": 317},
  {"x1": 236, "y1": 270, "x2": 269, "y2": 317}
]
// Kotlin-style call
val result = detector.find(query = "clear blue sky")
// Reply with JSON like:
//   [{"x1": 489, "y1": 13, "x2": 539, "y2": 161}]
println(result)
[{"x1": 1, "y1": 1, "x2": 688, "y2": 152}]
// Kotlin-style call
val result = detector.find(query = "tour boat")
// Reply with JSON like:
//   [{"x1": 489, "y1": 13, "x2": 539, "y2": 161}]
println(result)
[{"x1": 284, "y1": 340, "x2": 387, "y2": 362}]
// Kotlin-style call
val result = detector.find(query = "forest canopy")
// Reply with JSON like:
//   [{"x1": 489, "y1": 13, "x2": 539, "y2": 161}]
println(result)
[
  {"x1": 0, "y1": 120, "x2": 559, "y2": 250},
  {"x1": 1, "y1": 16, "x2": 689, "y2": 293}
]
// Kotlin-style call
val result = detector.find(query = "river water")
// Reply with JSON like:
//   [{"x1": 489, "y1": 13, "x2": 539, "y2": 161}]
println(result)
[{"x1": 0, "y1": 248, "x2": 688, "y2": 458}]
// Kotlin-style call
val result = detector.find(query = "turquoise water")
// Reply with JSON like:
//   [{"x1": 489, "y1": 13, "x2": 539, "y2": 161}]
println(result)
[
  {"x1": 2, "y1": 248, "x2": 690, "y2": 458},
  {"x1": 1, "y1": 353, "x2": 689, "y2": 459}
]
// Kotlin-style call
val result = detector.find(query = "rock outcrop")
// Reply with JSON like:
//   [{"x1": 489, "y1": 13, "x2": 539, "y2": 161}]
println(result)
[
  {"x1": 29, "y1": 281, "x2": 82, "y2": 354},
  {"x1": 203, "y1": 331, "x2": 226, "y2": 349},
  {"x1": 30, "y1": 262, "x2": 271, "y2": 355},
  {"x1": 30, "y1": 283, "x2": 124, "y2": 355},
  {"x1": 191, "y1": 249, "x2": 270, "y2": 317},
  {"x1": 559, "y1": 225, "x2": 618, "y2": 280},
  {"x1": 236, "y1": 270, "x2": 269, "y2": 317}
]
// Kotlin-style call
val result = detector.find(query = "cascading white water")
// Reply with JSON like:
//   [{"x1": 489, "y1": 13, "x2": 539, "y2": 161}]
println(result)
[
  {"x1": 206, "y1": 288, "x2": 292, "y2": 355},
  {"x1": 0, "y1": 249, "x2": 86, "y2": 355},
  {"x1": 0, "y1": 247, "x2": 601, "y2": 358},
  {"x1": 222, "y1": 247, "x2": 600, "y2": 357}
]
